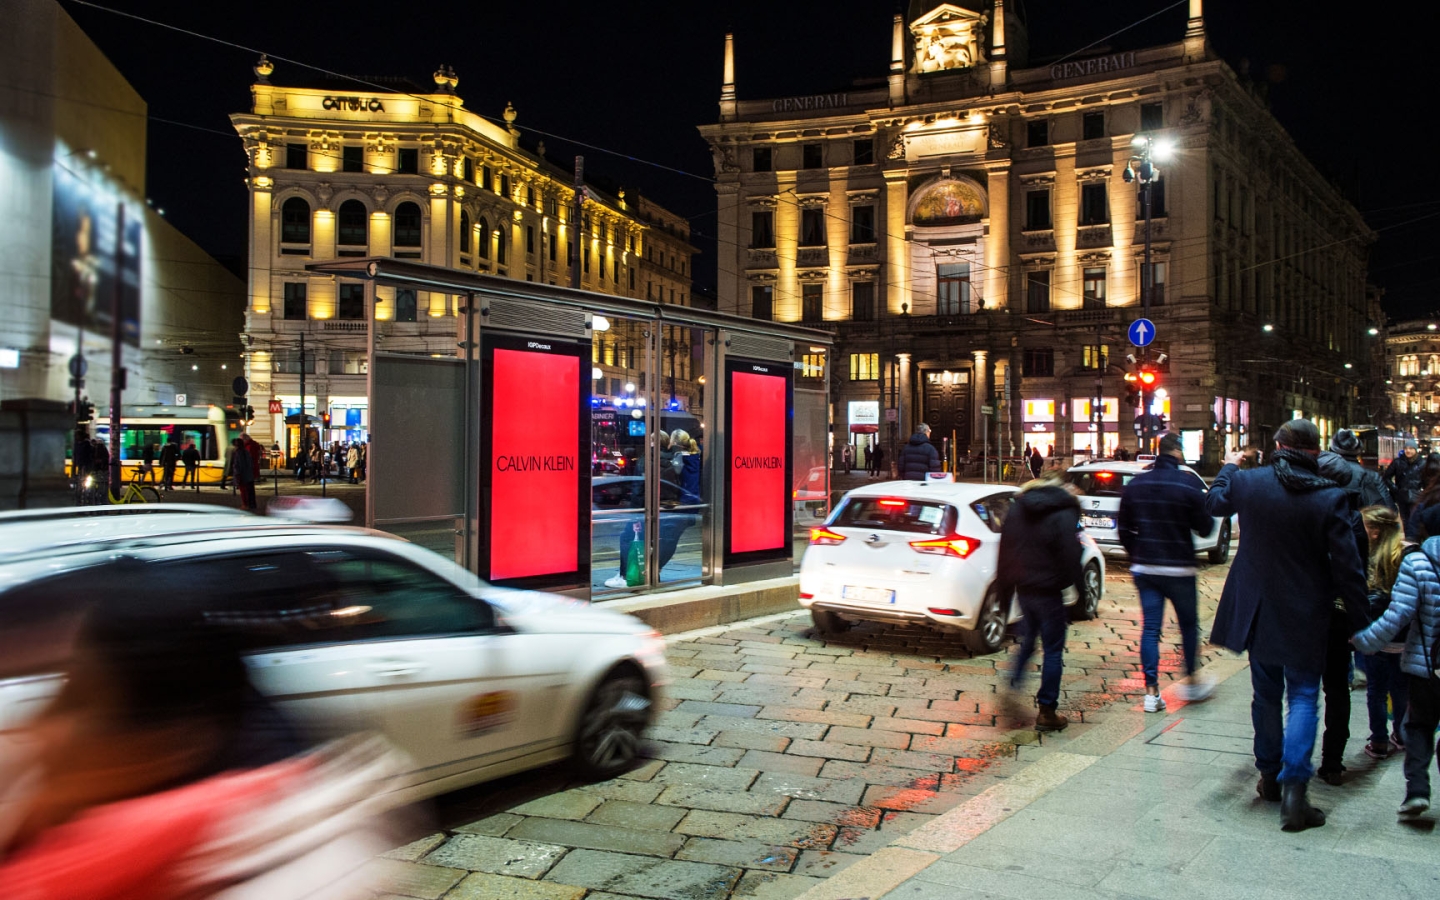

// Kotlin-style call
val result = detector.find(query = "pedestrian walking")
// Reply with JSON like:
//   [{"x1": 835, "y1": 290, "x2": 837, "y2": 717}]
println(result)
[
  {"x1": 1316, "y1": 450, "x2": 1374, "y2": 784},
  {"x1": 995, "y1": 471, "x2": 1084, "y2": 732},
  {"x1": 841, "y1": 443, "x2": 853, "y2": 474},
  {"x1": 897, "y1": 424, "x2": 941, "y2": 481},
  {"x1": 181, "y1": 440, "x2": 200, "y2": 490},
  {"x1": 870, "y1": 444, "x2": 885, "y2": 478},
  {"x1": 1328, "y1": 429, "x2": 1394, "y2": 510},
  {"x1": 230, "y1": 437, "x2": 256, "y2": 511},
  {"x1": 1384, "y1": 441, "x2": 1424, "y2": 522},
  {"x1": 1117, "y1": 432, "x2": 1217, "y2": 713},
  {"x1": 347, "y1": 444, "x2": 360, "y2": 483},
  {"x1": 1205, "y1": 418, "x2": 1369, "y2": 831},
  {"x1": 1028, "y1": 446, "x2": 1043, "y2": 479},
  {"x1": 159, "y1": 437, "x2": 179, "y2": 491},
  {"x1": 1356, "y1": 505, "x2": 1412, "y2": 761},
  {"x1": 139, "y1": 442, "x2": 156, "y2": 484},
  {"x1": 1352, "y1": 515, "x2": 1440, "y2": 819}
]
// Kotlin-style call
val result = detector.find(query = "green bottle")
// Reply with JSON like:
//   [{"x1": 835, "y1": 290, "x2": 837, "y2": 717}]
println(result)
[{"x1": 624, "y1": 522, "x2": 646, "y2": 587}]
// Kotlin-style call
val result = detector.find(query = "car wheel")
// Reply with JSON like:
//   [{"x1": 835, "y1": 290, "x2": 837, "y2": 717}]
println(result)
[
  {"x1": 574, "y1": 667, "x2": 651, "y2": 780},
  {"x1": 964, "y1": 586, "x2": 1007, "y2": 654},
  {"x1": 811, "y1": 608, "x2": 851, "y2": 634},
  {"x1": 1207, "y1": 521, "x2": 1232, "y2": 564},
  {"x1": 1070, "y1": 561, "x2": 1103, "y2": 621}
]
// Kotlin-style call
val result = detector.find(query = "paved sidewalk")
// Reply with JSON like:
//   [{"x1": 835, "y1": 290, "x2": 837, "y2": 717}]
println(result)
[{"x1": 805, "y1": 658, "x2": 1440, "y2": 900}]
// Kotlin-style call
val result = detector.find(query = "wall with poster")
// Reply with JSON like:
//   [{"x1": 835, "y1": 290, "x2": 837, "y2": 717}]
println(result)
[
  {"x1": 50, "y1": 163, "x2": 142, "y2": 347},
  {"x1": 724, "y1": 357, "x2": 793, "y2": 567},
  {"x1": 479, "y1": 334, "x2": 590, "y2": 589}
]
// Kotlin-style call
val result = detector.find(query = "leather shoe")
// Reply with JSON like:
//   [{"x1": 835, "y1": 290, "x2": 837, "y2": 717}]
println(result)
[
  {"x1": 1256, "y1": 773, "x2": 1280, "y2": 802},
  {"x1": 1035, "y1": 703, "x2": 1069, "y2": 732},
  {"x1": 1280, "y1": 782, "x2": 1326, "y2": 831}
]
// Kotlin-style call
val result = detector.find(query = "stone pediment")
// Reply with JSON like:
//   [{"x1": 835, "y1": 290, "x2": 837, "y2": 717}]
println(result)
[{"x1": 911, "y1": 3, "x2": 989, "y2": 74}]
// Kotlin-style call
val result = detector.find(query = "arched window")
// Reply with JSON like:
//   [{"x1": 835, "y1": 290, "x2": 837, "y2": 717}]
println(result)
[
  {"x1": 477, "y1": 217, "x2": 490, "y2": 259},
  {"x1": 496, "y1": 228, "x2": 507, "y2": 265},
  {"x1": 394, "y1": 201, "x2": 422, "y2": 247},
  {"x1": 337, "y1": 199, "x2": 368, "y2": 247},
  {"x1": 395, "y1": 289, "x2": 418, "y2": 323},
  {"x1": 281, "y1": 197, "x2": 311, "y2": 244},
  {"x1": 460, "y1": 210, "x2": 471, "y2": 254}
]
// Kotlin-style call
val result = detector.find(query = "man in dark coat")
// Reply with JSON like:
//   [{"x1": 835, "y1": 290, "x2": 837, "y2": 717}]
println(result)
[
  {"x1": 181, "y1": 440, "x2": 201, "y2": 490},
  {"x1": 1383, "y1": 441, "x2": 1423, "y2": 519},
  {"x1": 897, "y1": 424, "x2": 941, "y2": 481},
  {"x1": 1118, "y1": 432, "x2": 1215, "y2": 713},
  {"x1": 1205, "y1": 418, "x2": 1369, "y2": 831},
  {"x1": 159, "y1": 437, "x2": 180, "y2": 491},
  {"x1": 995, "y1": 473, "x2": 1084, "y2": 732},
  {"x1": 230, "y1": 438, "x2": 256, "y2": 511},
  {"x1": 1327, "y1": 429, "x2": 1393, "y2": 510}
]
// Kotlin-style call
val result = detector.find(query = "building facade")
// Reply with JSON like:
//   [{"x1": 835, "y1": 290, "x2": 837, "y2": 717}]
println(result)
[
  {"x1": 699, "y1": 0, "x2": 1375, "y2": 470},
  {"x1": 1, "y1": 0, "x2": 243, "y2": 414},
  {"x1": 231, "y1": 63, "x2": 694, "y2": 454},
  {"x1": 1384, "y1": 318, "x2": 1440, "y2": 441}
]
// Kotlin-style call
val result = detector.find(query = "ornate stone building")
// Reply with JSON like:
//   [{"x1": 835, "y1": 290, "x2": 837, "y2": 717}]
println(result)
[
  {"x1": 699, "y1": 0, "x2": 1375, "y2": 470},
  {"x1": 231, "y1": 61, "x2": 693, "y2": 453}
]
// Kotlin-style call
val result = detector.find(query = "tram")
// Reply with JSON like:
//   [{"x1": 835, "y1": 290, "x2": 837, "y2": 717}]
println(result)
[
  {"x1": 1346, "y1": 424, "x2": 1408, "y2": 471},
  {"x1": 87, "y1": 405, "x2": 244, "y2": 484}
]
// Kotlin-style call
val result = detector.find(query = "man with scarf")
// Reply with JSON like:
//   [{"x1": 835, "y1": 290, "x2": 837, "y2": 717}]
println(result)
[{"x1": 1205, "y1": 418, "x2": 1369, "y2": 832}]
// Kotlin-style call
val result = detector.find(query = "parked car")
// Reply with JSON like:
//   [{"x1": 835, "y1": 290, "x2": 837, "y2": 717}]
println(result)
[
  {"x1": 0, "y1": 506, "x2": 668, "y2": 800},
  {"x1": 1064, "y1": 460, "x2": 1233, "y2": 563},
  {"x1": 798, "y1": 481, "x2": 1105, "y2": 653},
  {"x1": 794, "y1": 465, "x2": 829, "y2": 522}
]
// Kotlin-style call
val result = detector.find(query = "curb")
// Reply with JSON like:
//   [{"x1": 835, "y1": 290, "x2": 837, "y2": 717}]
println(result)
[
  {"x1": 789, "y1": 653, "x2": 1251, "y2": 900},
  {"x1": 609, "y1": 576, "x2": 799, "y2": 635}
]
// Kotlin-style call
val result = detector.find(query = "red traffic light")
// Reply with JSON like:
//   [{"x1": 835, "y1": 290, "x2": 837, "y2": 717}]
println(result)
[{"x1": 1138, "y1": 370, "x2": 1158, "y2": 386}]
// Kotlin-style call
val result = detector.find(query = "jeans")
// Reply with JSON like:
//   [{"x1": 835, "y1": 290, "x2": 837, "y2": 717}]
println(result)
[
  {"x1": 1365, "y1": 652, "x2": 1410, "y2": 747},
  {"x1": 1011, "y1": 590, "x2": 1068, "y2": 708},
  {"x1": 1403, "y1": 674, "x2": 1440, "y2": 801},
  {"x1": 1320, "y1": 608, "x2": 1353, "y2": 772},
  {"x1": 1133, "y1": 574, "x2": 1199, "y2": 688},
  {"x1": 1251, "y1": 660, "x2": 1323, "y2": 784}
]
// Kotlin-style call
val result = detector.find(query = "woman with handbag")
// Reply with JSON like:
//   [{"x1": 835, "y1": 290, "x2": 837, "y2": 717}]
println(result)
[{"x1": 1359, "y1": 506, "x2": 1411, "y2": 759}]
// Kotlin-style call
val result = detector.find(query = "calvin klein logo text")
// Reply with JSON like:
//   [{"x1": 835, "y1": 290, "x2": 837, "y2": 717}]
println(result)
[
  {"x1": 496, "y1": 454, "x2": 576, "y2": 472},
  {"x1": 734, "y1": 455, "x2": 782, "y2": 469}
]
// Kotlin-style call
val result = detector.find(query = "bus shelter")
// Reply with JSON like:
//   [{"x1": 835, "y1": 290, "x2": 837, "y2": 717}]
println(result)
[{"x1": 307, "y1": 259, "x2": 832, "y2": 599}]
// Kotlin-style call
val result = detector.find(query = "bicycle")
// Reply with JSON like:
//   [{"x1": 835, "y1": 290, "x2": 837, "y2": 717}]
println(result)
[{"x1": 82, "y1": 471, "x2": 162, "y2": 505}]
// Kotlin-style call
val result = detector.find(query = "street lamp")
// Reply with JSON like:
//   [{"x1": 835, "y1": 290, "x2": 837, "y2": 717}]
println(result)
[{"x1": 1120, "y1": 134, "x2": 1168, "y2": 452}]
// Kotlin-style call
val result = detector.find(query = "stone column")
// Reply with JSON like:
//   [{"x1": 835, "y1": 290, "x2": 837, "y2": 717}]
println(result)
[
  {"x1": 715, "y1": 182, "x2": 740, "y2": 315},
  {"x1": 985, "y1": 162, "x2": 1010, "y2": 311},
  {"x1": 972, "y1": 349, "x2": 990, "y2": 448},
  {"x1": 897, "y1": 352, "x2": 913, "y2": 438},
  {"x1": 884, "y1": 169, "x2": 910, "y2": 315}
]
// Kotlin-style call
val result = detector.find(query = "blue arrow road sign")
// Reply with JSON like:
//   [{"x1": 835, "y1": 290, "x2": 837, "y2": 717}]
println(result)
[{"x1": 1128, "y1": 318, "x2": 1156, "y2": 347}]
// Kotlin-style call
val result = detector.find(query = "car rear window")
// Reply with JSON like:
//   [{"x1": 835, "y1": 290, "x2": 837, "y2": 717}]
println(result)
[
  {"x1": 833, "y1": 498, "x2": 955, "y2": 535},
  {"x1": 1067, "y1": 471, "x2": 1140, "y2": 497}
]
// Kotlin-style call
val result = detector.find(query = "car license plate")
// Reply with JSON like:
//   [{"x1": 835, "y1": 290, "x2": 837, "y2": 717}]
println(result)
[
  {"x1": 843, "y1": 585, "x2": 896, "y2": 604},
  {"x1": 1082, "y1": 515, "x2": 1116, "y2": 529}
]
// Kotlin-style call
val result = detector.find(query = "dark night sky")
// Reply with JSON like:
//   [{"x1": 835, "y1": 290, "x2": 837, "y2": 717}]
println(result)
[{"x1": 61, "y1": 0, "x2": 1437, "y2": 319}]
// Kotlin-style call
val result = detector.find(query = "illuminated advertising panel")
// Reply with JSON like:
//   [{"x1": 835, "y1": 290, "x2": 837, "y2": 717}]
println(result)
[
  {"x1": 724, "y1": 357, "x2": 793, "y2": 566},
  {"x1": 51, "y1": 163, "x2": 142, "y2": 345},
  {"x1": 479, "y1": 334, "x2": 589, "y2": 589}
]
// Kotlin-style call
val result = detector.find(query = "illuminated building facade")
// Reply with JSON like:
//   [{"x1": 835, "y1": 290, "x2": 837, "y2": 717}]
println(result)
[
  {"x1": 232, "y1": 63, "x2": 694, "y2": 452},
  {"x1": 1, "y1": 0, "x2": 243, "y2": 413},
  {"x1": 700, "y1": 0, "x2": 1375, "y2": 468}
]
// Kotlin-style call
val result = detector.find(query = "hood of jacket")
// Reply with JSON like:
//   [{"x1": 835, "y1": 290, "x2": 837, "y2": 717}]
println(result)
[
  {"x1": 1316, "y1": 451, "x2": 1354, "y2": 488},
  {"x1": 907, "y1": 432, "x2": 931, "y2": 446},
  {"x1": 1152, "y1": 454, "x2": 1182, "y2": 472},
  {"x1": 1015, "y1": 484, "x2": 1078, "y2": 516}
]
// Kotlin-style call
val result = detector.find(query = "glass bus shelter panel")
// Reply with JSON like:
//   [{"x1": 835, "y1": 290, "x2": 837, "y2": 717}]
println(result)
[
  {"x1": 656, "y1": 323, "x2": 710, "y2": 586},
  {"x1": 793, "y1": 384, "x2": 830, "y2": 567},
  {"x1": 591, "y1": 315, "x2": 654, "y2": 592}
]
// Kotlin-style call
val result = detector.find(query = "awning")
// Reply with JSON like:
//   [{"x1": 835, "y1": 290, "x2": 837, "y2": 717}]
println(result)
[
  {"x1": 285, "y1": 414, "x2": 324, "y2": 426},
  {"x1": 849, "y1": 424, "x2": 879, "y2": 434}
]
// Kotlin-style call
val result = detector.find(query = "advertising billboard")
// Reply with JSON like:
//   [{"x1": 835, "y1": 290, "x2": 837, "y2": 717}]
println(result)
[
  {"x1": 724, "y1": 357, "x2": 793, "y2": 566},
  {"x1": 479, "y1": 334, "x2": 590, "y2": 589},
  {"x1": 51, "y1": 163, "x2": 141, "y2": 346}
]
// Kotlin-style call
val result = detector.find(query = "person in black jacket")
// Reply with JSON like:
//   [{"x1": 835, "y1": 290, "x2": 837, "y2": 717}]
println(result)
[
  {"x1": 1205, "y1": 418, "x2": 1370, "y2": 831},
  {"x1": 159, "y1": 437, "x2": 180, "y2": 491},
  {"x1": 1117, "y1": 432, "x2": 1215, "y2": 714},
  {"x1": 1315, "y1": 450, "x2": 1372, "y2": 785},
  {"x1": 1327, "y1": 429, "x2": 1393, "y2": 511},
  {"x1": 1383, "y1": 442, "x2": 1423, "y2": 520},
  {"x1": 897, "y1": 424, "x2": 941, "y2": 481},
  {"x1": 995, "y1": 472, "x2": 1084, "y2": 732}
]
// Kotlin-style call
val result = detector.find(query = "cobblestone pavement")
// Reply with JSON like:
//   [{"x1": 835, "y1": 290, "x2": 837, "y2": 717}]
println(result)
[{"x1": 376, "y1": 558, "x2": 1233, "y2": 900}]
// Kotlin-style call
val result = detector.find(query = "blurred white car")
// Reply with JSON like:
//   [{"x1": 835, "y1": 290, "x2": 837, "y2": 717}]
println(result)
[
  {"x1": 798, "y1": 482, "x2": 1105, "y2": 654},
  {"x1": 1064, "y1": 460, "x2": 1233, "y2": 563},
  {"x1": 0, "y1": 506, "x2": 667, "y2": 799}
]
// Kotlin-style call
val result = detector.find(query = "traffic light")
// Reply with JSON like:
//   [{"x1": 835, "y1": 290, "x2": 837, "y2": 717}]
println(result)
[
  {"x1": 1123, "y1": 372, "x2": 1140, "y2": 408},
  {"x1": 321, "y1": 413, "x2": 331, "y2": 428},
  {"x1": 1137, "y1": 366, "x2": 1159, "y2": 389},
  {"x1": 76, "y1": 398, "x2": 96, "y2": 423}
]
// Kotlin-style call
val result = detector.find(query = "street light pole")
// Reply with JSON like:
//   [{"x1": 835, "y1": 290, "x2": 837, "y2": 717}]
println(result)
[{"x1": 1122, "y1": 135, "x2": 1167, "y2": 454}]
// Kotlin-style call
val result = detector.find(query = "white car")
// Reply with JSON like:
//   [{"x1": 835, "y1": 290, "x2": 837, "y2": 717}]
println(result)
[
  {"x1": 1065, "y1": 460, "x2": 1233, "y2": 563},
  {"x1": 798, "y1": 481, "x2": 1106, "y2": 654},
  {"x1": 0, "y1": 505, "x2": 668, "y2": 800}
]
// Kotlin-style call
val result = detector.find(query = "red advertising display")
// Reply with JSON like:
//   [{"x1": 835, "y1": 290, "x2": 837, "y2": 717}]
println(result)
[
  {"x1": 724, "y1": 358, "x2": 793, "y2": 565},
  {"x1": 481, "y1": 336, "x2": 589, "y2": 587}
]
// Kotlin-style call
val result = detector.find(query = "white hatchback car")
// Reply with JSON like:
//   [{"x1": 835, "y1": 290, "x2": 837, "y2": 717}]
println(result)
[
  {"x1": 1065, "y1": 460, "x2": 1233, "y2": 563},
  {"x1": 0, "y1": 506, "x2": 668, "y2": 800},
  {"x1": 798, "y1": 482, "x2": 1105, "y2": 654}
]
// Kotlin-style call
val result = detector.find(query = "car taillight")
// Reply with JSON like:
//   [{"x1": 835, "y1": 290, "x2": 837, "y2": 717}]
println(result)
[
  {"x1": 909, "y1": 534, "x2": 979, "y2": 558},
  {"x1": 878, "y1": 498, "x2": 907, "y2": 507},
  {"x1": 810, "y1": 527, "x2": 847, "y2": 546}
]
